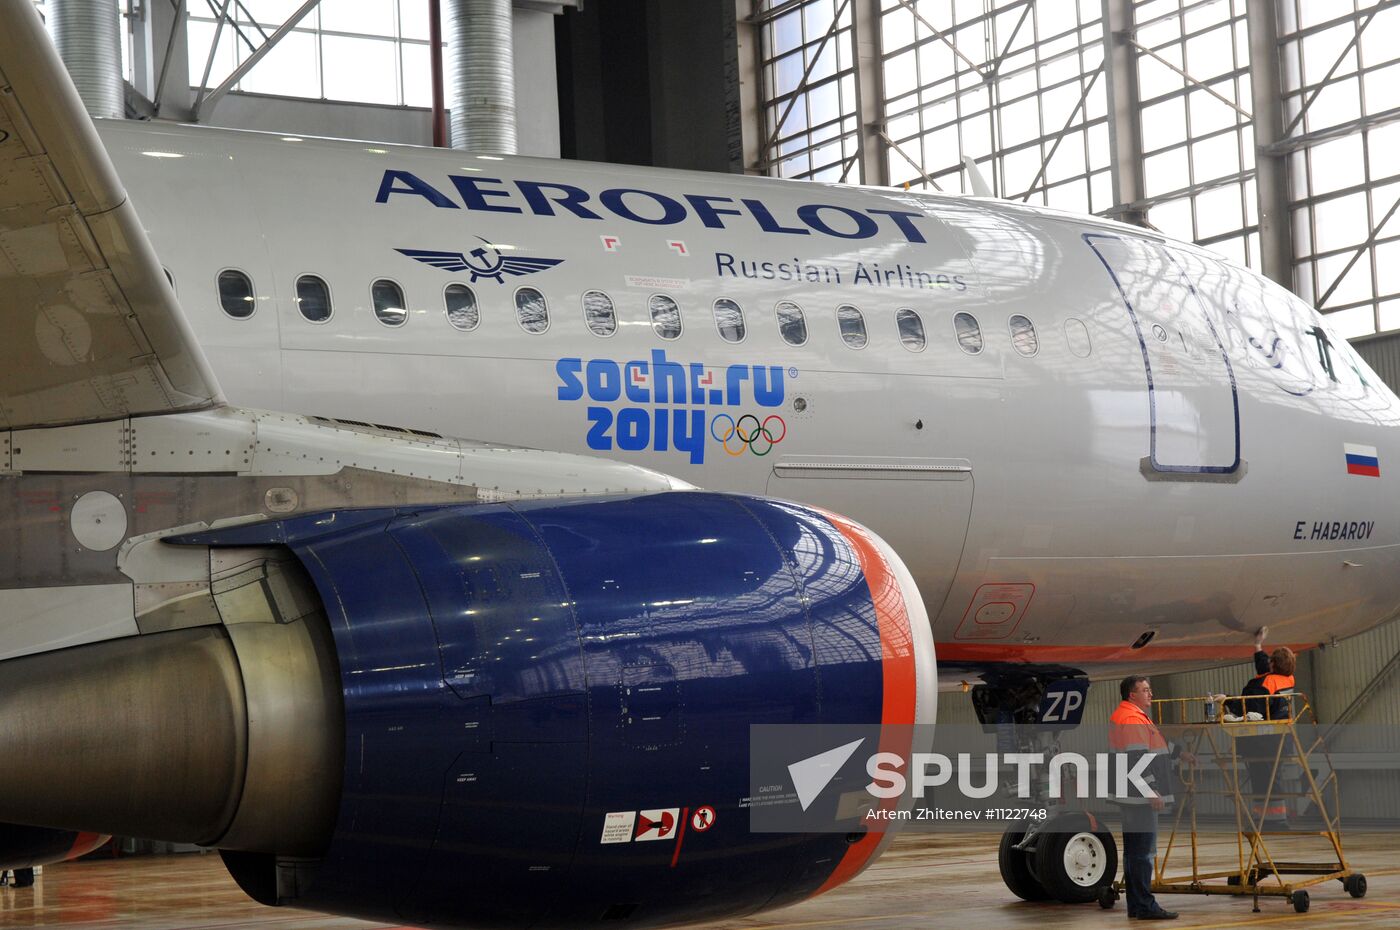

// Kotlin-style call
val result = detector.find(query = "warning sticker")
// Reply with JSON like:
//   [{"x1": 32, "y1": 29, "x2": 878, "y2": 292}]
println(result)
[
  {"x1": 690, "y1": 806, "x2": 716, "y2": 832},
  {"x1": 600, "y1": 811, "x2": 637, "y2": 844},
  {"x1": 634, "y1": 808, "x2": 680, "y2": 842}
]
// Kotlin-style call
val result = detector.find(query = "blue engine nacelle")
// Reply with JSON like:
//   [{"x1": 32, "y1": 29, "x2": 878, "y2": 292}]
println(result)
[{"x1": 188, "y1": 491, "x2": 935, "y2": 929}]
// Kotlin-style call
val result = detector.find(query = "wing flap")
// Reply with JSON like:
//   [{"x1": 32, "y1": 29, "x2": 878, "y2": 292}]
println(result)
[{"x1": 0, "y1": 0, "x2": 221, "y2": 430}]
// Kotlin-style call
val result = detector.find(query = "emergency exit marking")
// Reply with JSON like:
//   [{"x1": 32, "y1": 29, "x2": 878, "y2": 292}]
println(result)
[
  {"x1": 600, "y1": 811, "x2": 636, "y2": 844},
  {"x1": 691, "y1": 806, "x2": 716, "y2": 832}
]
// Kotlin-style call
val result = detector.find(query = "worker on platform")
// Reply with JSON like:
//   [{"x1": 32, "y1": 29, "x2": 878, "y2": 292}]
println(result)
[
  {"x1": 1214, "y1": 627, "x2": 1297, "y2": 827},
  {"x1": 1219, "y1": 627, "x2": 1296, "y2": 723}
]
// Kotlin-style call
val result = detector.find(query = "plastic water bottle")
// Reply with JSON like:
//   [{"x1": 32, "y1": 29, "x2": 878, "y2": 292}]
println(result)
[{"x1": 1205, "y1": 699, "x2": 1218, "y2": 722}]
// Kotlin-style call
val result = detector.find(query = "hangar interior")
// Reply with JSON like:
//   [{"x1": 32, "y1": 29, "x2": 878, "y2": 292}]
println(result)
[{"x1": 21, "y1": 0, "x2": 1400, "y2": 833}]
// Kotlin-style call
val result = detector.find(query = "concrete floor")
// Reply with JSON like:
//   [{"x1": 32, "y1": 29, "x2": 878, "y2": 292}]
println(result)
[{"x1": 3, "y1": 832, "x2": 1399, "y2": 929}]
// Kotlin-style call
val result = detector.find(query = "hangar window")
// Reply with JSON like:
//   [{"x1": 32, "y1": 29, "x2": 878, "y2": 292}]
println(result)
[
  {"x1": 1009, "y1": 314, "x2": 1039, "y2": 357},
  {"x1": 714, "y1": 298, "x2": 746, "y2": 343},
  {"x1": 217, "y1": 269, "x2": 256, "y2": 319},
  {"x1": 896, "y1": 308, "x2": 925, "y2": 351},
  {"x1": 444, "y1": 284, "x2": 479, "y2": 331},
  {"x1": 776, "y1": 300, "x2": 808, "y2": 346},
  {"x1": 371, "y1": 278, "x2": 406, "y2": 327},
  {"x1": 295, "y1": 274, "x2": 332, "y2": 323},
  {"x1": 953, "y1": 312, "x2": 983, "y2": 355},
  {"x1": 836, "y1": 304, "x2": 867, "y2": 348},
  {"x1": 515, "y1": 287, "x2": 550, "y2": 334},
  {"x1": 650, "y1": 294, "x2": 682, "y2": 339},
  {"x1": 583, "y1": 290, "x2": 616, "y2": 336}
]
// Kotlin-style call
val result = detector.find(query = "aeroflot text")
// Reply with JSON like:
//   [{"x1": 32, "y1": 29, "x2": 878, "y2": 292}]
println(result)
[{"x1": 375, "y1": 170, "x2": 935, "y2": 243}]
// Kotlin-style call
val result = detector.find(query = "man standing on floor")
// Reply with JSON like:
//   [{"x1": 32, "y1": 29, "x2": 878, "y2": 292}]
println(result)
[{"x1": 1110, "y1": 676, "x2": 1192, "y2": 920}]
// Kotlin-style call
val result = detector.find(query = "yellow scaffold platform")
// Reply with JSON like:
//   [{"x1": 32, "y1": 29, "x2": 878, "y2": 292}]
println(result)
[{"x1": 1098, "y1": 692, "x2": 1367, "y2": 914}]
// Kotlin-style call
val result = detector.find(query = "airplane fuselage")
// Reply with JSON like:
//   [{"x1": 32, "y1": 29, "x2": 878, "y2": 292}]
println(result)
[{"x1": 100, "y1": 120, "x2": 1400, "y2": 683}]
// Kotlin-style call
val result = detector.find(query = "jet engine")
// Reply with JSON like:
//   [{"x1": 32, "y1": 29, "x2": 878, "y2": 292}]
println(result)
[{"x1": 0, "y1": 492, "x2": 934, "y2": 929}]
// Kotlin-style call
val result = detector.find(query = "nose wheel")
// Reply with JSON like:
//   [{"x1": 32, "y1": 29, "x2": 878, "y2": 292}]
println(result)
[{"x1": 998, "y1": 815, "x2": 1118, "y2": 904}]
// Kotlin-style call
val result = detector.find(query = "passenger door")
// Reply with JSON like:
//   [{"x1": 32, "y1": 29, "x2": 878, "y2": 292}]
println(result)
[{"x1": 1085, "y1": 234, "x2": 1241, "y2": 476}]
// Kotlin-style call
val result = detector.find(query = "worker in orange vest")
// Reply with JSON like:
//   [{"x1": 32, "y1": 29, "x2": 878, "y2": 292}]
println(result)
[
  {"x1": 1110, "y1": 676, "x2": 1195, "y2": 920},
  {"x1": 1213, "y1": 627, "x2": 1297, "y2": 826}
]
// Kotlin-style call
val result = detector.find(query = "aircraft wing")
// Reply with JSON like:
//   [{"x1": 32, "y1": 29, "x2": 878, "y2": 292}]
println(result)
[{"x1": 0, "y1": 0, "x2": 222, "y2": 430}]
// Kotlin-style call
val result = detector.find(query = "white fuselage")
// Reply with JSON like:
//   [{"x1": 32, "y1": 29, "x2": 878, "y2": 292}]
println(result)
[{"x1": 100, "y1": 120, "x2": 1400, "y2": 682}]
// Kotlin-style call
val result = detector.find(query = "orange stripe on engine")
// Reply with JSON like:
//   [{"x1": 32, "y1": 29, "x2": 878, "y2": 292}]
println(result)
[
  {"x1": 811, "y1": 511, "x2": 917, "y2": 898},
  {"x1": 66, "y1": 832, "x2": 107, "y2": 860}
]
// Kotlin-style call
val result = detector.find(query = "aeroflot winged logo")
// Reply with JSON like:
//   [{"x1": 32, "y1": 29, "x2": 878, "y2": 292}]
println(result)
[{"x1": 397, "y1": 238, "x2": 563, "y2": 284}]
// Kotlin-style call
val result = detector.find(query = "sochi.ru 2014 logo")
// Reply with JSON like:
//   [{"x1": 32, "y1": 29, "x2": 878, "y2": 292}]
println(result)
[
  {"x1": 711, "y1": 414, "x2": 786, "y2": 457},
  {"x1": 556, "y1": 350, "x2": 790, "y2": 465},
  {"x1": 396, "y1": 237, "x2": 563, "y2": 284}
]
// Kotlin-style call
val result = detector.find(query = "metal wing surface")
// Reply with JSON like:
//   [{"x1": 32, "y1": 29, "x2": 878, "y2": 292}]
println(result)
[{"x1": 0, "y1": 0, "x2": 222, "y2": 430}]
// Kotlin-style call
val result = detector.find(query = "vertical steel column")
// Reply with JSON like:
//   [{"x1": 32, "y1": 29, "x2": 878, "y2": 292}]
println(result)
[
  {"x1": 430, "y1": 0, "x2": 448, "y2": 147},
  {"x1": 1101, "y1": 0, "x2": 1148, "y2": 227},
  {"x1": 735, "y1": 0, "x2": 766, "y2": 175},
  {"x1": 1247, "y1": 0, "x2": 1296, "y2": 290},
  {"x1": 447, "y1": 0, "x2": 517, "y2": 154},
  {"x1": 850, "y1": 0, "x2": 888, "y2": 186}
]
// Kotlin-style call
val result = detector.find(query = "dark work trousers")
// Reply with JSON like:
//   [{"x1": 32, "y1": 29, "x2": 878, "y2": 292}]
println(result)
[{"x1": 1118, "y1": 804, "x2": 1161, "y2": 916}]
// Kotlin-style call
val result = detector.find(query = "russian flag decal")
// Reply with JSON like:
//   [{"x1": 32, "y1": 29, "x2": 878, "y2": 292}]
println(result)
[{"x1": 1345, "y1": 443, "x2": 1380, "y2": 477}]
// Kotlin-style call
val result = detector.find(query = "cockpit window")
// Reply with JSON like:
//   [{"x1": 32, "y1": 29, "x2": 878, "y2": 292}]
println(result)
[
  {"x1": 371, "y1": 278, "x2": 406, "y2": 327},
  {"x1": 776, "y1": 300, "x2": 807, "y2": 346},
  {"x1": 217, "y1": 269, "x2": 255, "y2": 319}
]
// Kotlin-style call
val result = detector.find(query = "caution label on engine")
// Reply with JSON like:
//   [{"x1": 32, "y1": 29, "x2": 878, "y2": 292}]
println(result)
[{"x1": 600, "y1": 811, "x2": 636, "y2": 844}]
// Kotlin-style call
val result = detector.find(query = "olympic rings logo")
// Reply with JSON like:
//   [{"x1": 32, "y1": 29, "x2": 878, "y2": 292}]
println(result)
[{"x1": 710, "y1": 413, "x2": 787, "y2": 457}]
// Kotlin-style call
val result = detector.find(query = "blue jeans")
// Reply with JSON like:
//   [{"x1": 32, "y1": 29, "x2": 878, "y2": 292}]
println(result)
[{"x1": 1119, "y1": 805, "x2": 1159, "y2": 915}]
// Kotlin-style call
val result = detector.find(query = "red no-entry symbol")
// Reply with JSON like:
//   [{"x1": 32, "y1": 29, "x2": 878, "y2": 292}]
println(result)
[{"x1": 691, "y1": 806, "x2": 716, "y2": 832}]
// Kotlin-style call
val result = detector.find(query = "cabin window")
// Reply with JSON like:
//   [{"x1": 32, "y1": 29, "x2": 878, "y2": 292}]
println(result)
[
  {"x1": 896, "y1": 308, "x2": 925, "y2": 351},
  {"x1": 1065, "y1": 318, "x2": 1092, "y2": 358},
  {"x1": 583, "y1": 290, "x2": 616, "y2": 336},
  {"x1": 650, "y1": 294, "x2": 682, "y2": 339},
  {"x1": 217, "y1": 269, "x2": 256, "y2": 319},
  {"x1": 444, "y1": 283, "x2": 479, "y2": 331},
  {"x1": 713, "y1": 298, "x2": 746, "y2": 343},
  {"x1": 836, "y1": 304, "x2": 867, "y2": 349},
  {"x1": 295, "y1": 274, "x2": 332, "y2": 323},
  {"x1": 371, "y1": 279, "x2": 407, "y2": 327},
  {"x1": 1009, "y1": 314, "x2": 1039, "y2": 357},
  {"x1": 776, "y1": 300, "x2": 808, "y2": 346},
  {"x1": 953, "y1": 312, "x2": 983, "y2": 355},
  {"x1": 515, "y1": 286, "x2": 549, "y2": 333}
]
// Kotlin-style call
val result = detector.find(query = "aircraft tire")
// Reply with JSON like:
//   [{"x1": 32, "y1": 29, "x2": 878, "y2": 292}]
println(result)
[
  {"x1": 1032, "y1": 822, "x2": 1118, "y2": 904},
  {"x1": 997, "y1": 827, "x2": 1048, "y2": 901}
]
